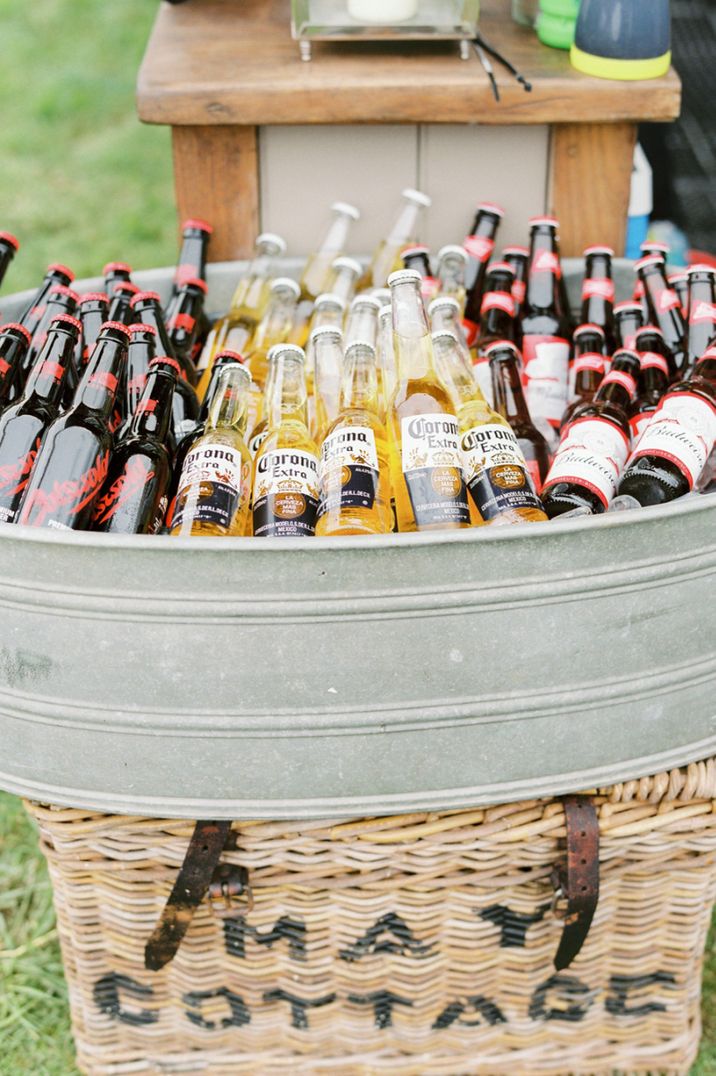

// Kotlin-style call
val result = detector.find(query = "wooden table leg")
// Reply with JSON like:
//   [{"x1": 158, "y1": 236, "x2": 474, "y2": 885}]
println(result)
[
  {"x1": 172, "y1": 125, "x2": 259, "y2": 262},
  {"x1": 550, "y1": 122, "x2": 637, "y2": 258}
]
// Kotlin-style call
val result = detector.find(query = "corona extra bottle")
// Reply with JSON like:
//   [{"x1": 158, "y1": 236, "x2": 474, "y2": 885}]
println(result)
[
  {"x1": 376, "y1": 303, "x2": 396, "y2": 419},
  {"x1": 325, "y1": 256, "x2": 362, "y2": 305},
  {"x1": 303, "y1": 293, "x2": 347, "y2": 422},
  {"x1": 428, "y1": 296, "x2": 470, "y2": 349},
  {"x1": 316, "y1": 341, "x2": 392, "y2": 536},
  {"x1": 170, "y1": 363, "x2": 253, "y2": 537},
  {"x1": 362, "y1": 189, "x2": 431, "y2": 290},
  {"x1": 435, "y1": 245, "x2": 468, "y2": 312},
  {"x1": 432, "y1": 331, "x2": 547, "y2": 526},
  {"x1": 300, "y1": 202, "x2": 361, "y2": 300},
  {"x1": 252, "y1": 344, "x2": 320, "y2": 537},
  {"x1": 345, "y1": 294, "x2": 381, "y2": 350},
  {"x1": 387, "y1": 269, "x2": 470, "y2": 532},
  {"x1": 243, "y1": 277, "x2": 301, "y2": 435},
  {"x1": 311, "y1": 326, "x2": 344, "y2": 441}
]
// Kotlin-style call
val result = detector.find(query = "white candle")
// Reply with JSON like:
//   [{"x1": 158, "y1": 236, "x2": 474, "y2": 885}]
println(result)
[{"x1": 347, "y1": 0, "x2": 419, "y2": 23}]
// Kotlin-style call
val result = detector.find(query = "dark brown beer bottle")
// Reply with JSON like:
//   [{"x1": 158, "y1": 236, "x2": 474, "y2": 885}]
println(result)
[
  {"x1": 21, "y1": 284, "x2": 80, "y2": 396},
  {"x1": 669, "y1": 272, "x2": 689, "y2": 318},
  {"x1": 0, "y1": 323, "x2": 31, "y2": 410},
  {"x1": 124, "y1": 323, "x2": 158, "y2": 420},
  {"x1": 618, "y1": 356, "x2": 716, "y2": 505},
  {"x1": 18, "y1": 322, "x2": 129, "y2": 529},
  {"x1": 17, "y1": 263, "x2": 75, "y2": 335},
  {"x1": 614, "y1": 300, "x2": 644, "y2": 351},
  {"x1": 401, "y1": 245, "x2": 438, "y2": 302},
  {"x1": 130, "y1": 290, "x2": 197, "y2": 387},
  {"x1": 462, "y1": 202, "x2": 504, "y2": 345},
  {"x1": 167, "y1": 277, "x2": 208, "y2": 364},
  {"x1": 629, "y1": 327, "x2": 670, "y2": 443},
  {"x1": 103, "y1": 261, "x2": 133, "y2": 301},
  {"x1": 521, "y1": 217, "x2": 571, "y2": 433},
  {"x1": 541, "y1": 349, "x2": 640, "y2": 517},
  {"x1": 580, "y1": 246, "x2": 616, "y2": 352},
  {"x1": 93, "y1": 356, "x2": 178, "y2": 534},
  {"x1": 501, "y1": 245, "x2": 529, "y2": 346},
  {"x1": 487, "y1": 339, "x2": 551, "y2": 492},
  {"x1": 685, "y1": 264, "x2": 716, "y2": 372},
  {"x1": 633, "y1": 241, "x2": 669, "y2": 316},
  {"x1": 0, "y1": 232, "x2": 19, "y2": 290},
  {"x1": 562, "y1": 324, "x2": 607, "y2": 430},
  {"x1": 473, "y1": 262, "x2": 516, "y2": 404},
  {"x1": 635, "y1": 255, "x2": 687, "y2": 381},
  {"x1": 0, "y1": 315, "x2": 80, "y2": 524},
  {"x1": 108, "y1": 281, "x2": 140, "y2": 325},
  {"x1": 77, "y1": 292, "x2": 110, "y2": 371},
  {"x1": 173, "y1": 218, "x2": 212, "y2": 292}
]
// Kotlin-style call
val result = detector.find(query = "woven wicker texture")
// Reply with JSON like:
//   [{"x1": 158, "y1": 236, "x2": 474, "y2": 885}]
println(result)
[{"x1": 26, "y1": 758, "x2": 716, "y2": 1076}]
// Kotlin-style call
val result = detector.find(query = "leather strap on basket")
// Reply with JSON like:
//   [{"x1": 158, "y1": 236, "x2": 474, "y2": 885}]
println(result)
[
  {"x1": 145, "y1": 819, "x2": 232, "y2": 972},
  {"x1": 552, "y1": 795, "x2": 600, "y2": 971}
]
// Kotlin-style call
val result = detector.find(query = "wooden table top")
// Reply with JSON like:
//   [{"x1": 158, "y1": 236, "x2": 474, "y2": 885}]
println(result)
[{"x1": 137, "y1": 0, "x2": 681, "y2": 127}]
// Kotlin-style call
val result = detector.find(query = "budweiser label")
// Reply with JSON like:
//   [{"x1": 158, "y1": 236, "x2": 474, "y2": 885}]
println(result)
[
  {"x1": 640, "y1": 353, "x2": 669, "y2": 375},
  {"x1": 629, "y1": 411, "x2": 653, "y2": 444},
  {"x1": 175, "y1": 443, "x2": 248, "y2": 530},
  {"x1": 522, "y1": 335, "x2": 570, "y2": 428},
  {"x1": 318, "y1": 425, "x2": 379, "y2": 517},
  {"x1": 530, "y1": 249, "x2": 561, "y2": 278},
  {"x1": 480, "y1": 291, "x2": 515, "y2": 317},
  {"x1": 461, "y1": 423, "x2": 543, "y2": 521},
  {"x1": 463, "y1": 235, "x2": 494, "y2": 264},
  {"x1": 253, "y1": 448, "x2": 320, "y2": 537},
  {"x1": 544, "y1": 417, "x2": 629, "y2": 508},
  {"x1": 656, "y1": 288, "x2": 681, "y2": 314},
  {"x1": 582, "y1": 278, "x2": 615, "y2": 302},
  {"x1": 627, "y1": 391, "x2": 716, "y2": 487},
  {"x1": 600, "y1": 369, "x2": 637, "y2": 397},
  {"x1": 400, "y1": 412, "x2": 469, "y2": 528},
  {"x1": 690, "y1": 300, "x2": 716, "y2": 325}
]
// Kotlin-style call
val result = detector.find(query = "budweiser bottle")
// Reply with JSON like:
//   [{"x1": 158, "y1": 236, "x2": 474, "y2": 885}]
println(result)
[
  {"x1": 0, "y1": 315, "x2": 80, "y2": 524},
  {"x1": 488, "y1": 339, "x2": 551, "y2": 492},
  {"x1": 345, "y1": 294, "x2": 380, "y2": 350},
  {"x1": 563, "y1": 323, "x2": 607, "y2": 427},
  {"x1": 376, "y1": 303, "x2": 397, "y2": 417},
  {"x1": 167, "y1": 277, "x2": 207, "y2": 364},
  {"x1": 0, "y1": 323, "x2": 31, "y2": 409},
  {"x1": 107, "y1": 281, "x2": 139, "y2": 325},
  {"x1": 462, "y1": 202, "x2": 504, "y2": 345},
  {"x1": 618, "y1": 356, "x2": 716, "y2": 505},
  {"x1": 18, "y1": 321, "x2": 129, "y2": 529},
  {"x1": 669, "y1": 272, "x2": 689, "y2": 319},
  {"x1": 629, "y1": 327, "x2": 670, "y2": 443},
  {"x1": 324, "y1": 256, "x2": 362, "y2": 305},
  {"x1": 521, "y1": 217, "x2": 571, "y2": 432},
  {"x1": 301, "y1": 202, "x2": 360, "y2": 300},
  {"x1": 0, "y1": 232, "x2": 19, "y2": 290},
  {"x1": 103, "y1": 262, "x2": 133, "y2": 301},
  {"x1": 93, "y1": 357, "x2": 178, "y2": 534},
  {"x1": 686, "y1": 264, "x2": 716, "y2": 371},
  {"x1": 541, "y1": 349, "x2": 640, "y2": 517},
  {"x1": 130, "y1": 290, "x2": 197, "y2": 386},
  {"x1": 580, "y1": 246, "x2": 616, "y2": 352},
  {"x1": 633, "y1": 241, "x2": 668, "y2": 315},
  {"x1": 362, "y1": 188, "x2": 431, "y2": 290},
  {"x1": 635, "y1": 255, "x2": 687, "y2": 380},
  {"x1": 17, "y1": 263, "x2": 75, "y2": 335},
  {"x1": 473, "y1": 261, "x2": 516, "y2": 405},
  {"x1": 401, "y1": 246, "x2": 438, "y2": 303},
  {"x1": 172, "y1": 218, "x2": 212, "y2": 292},
  {"x1": 435, "y1": 245, "x2": 468, "y2": 311},
  {"x1": 502, "y1": 245, "x2": 529, "y2": 345},
  {"x1": 614, "y1": 300, "x2": 644, "y2": 351},
  {"x1": 311, "y1": 326, "x2": 344, "y2": 441}
]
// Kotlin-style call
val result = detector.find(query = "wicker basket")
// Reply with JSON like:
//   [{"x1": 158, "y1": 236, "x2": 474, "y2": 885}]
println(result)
[{"x1": 27, "y1": 759, "x2": 716, "y2": 1076}]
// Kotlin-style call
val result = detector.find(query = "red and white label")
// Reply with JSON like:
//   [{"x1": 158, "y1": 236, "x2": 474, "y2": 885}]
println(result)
[
  {"x1": 629, "y1": 410, "x2": 653, "y2": 444},
  {"x1": 525, "y1": 457, "x2": 543, "y2": 494},
  {"x1": 601, "y1": 369, "x2": 637, "y2": 398},
  {"x1": 627, "y1": 391, "x2": 716, "y2": 488},
  {"x1": 523, "y1": 334, "x2": 570, "y2": 428},
  {"x1": 463, "y1": 235, "x2": 494, "y2": 263},
  {"x1": 690, "y1": 300, "x2": 716, "y2": 325},
  {"x1": 480, "y1": 291, "x2": 515, "y2": 317},
  {"x1": 472, "y1": 356, "x2": 494, "y2": 408},
  {"x1": 656, "y1": 288, "x2": 681, "y2": 314},
  {"x1": 581, "y1": 278, "x2": 615, "y2": 303},
  {"x1": 640, "y1": 352, "x2": 669, "y2": 376},
  {"x1": 530, "y1": 249, "x2": 562, "y2": 278},
  {"x1": 572, "y1": 354, "x2": 606, "y2": 376},
  {"x1": 544, "y1": 416, "x2": 629, "y2": 508},
  {"x1": 420, "y1": 276, "x2": 439, "y2": 302},
  {"x1": 462, "y1": 317, "x2": 479, "y2": 348},
  {"x1": 512, "y1": 280, "x2": 526, "y2": 305}
]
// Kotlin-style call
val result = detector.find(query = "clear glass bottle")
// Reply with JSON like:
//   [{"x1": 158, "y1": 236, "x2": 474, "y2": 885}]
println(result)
[
  {"x1": 436, "y1": 245, "x2": 468, "y2": 312},
  {"x1": 345, "y1": 294, "x2": 381, "y2": 350},
  {"x1": 362, "y1": 189, "x2": 431, "y2": 290},
  {"x1": 300, "y1": 202, "x2": 360, "y2": 300},
  {"x1": 311, "y1": 326, "x2": 345, "y2": 441}
]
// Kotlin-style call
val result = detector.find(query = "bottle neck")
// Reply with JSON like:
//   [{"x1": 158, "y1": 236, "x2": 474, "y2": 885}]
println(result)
[
  {"x1": 126, "y1": 335, "x2": 157, "y2": 411},
  {"x1": 593, "y1": 362, "x2": 637, "y2": 412},
  {"x1": 0, "y1": 330, "x2": 28, "y2": 401},
  {"x1": 74, "y1": 334, "x2": 127, "y2": 417},
  {"x1": 20, "y1": 270, "x2": 72, "y2": 328},
  {"x1": 615, "y1": 311, "x2": 643, "y2": 349},
  {"x1": 346, "y1": 303, "x2": 378, "y2": 348},
  {"x1": 320, "y1": 210, "x2": 353, "y2": 256},
  {"x1": 388, "y1": 199, "x2": 420, "y2": 245},
  {"x1": 432, "y1": 334, "x2": 479, "y2": 408},
  {"x1": 128, "y1": 370, "x2": 175, "y2": 443},
  {"x1": 21, "y1": 326, "x2": 77, "y2": 405},
  {"x1": 467, "y1": 210, "x2": 499, "y2": 243},
  {"x1": 340, "y1": 345, "x2": 379, "y2": 415},
  {"x1": 267, "y1": 355, "x2": 309, "y2": 431},
  {"x1": 175, "y1": 231, "x2": 208, "y2": 285},
  {"x1": 490, "y1": 352, "x2": 534, "y2": 426},
  {"x1": 206, "y1": 366, "x2": 251, "y2": 437},
  {"x1": 525, "y1": 230, "x2": 561, "y2": 312},
  {"x1": 253, "y1": 290, "x2": 297, "y2": 346}
]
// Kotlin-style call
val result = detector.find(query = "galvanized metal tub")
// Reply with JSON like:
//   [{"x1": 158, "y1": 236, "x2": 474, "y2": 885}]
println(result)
[{"x1": 0, "y1": 261, "x2": 713, "y2": 819}]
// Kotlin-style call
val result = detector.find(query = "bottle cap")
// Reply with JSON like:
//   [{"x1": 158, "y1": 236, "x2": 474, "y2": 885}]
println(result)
[
  {"x1": 428, "y1": 295, "x2": 460, "y2": 315},
  {"x1": 483, "y1": 339, "x2": 520, "y2": 357},
  {"x1": 387, "y1": 268, "x2": 422, "y2": 288},
  {"x1": 583, "y1": 245, "x2": 615, "y2": 257},
  {"x1": 637, "y1": 324, "x2": 664, "y2": 338},
  {"x1": 130, "y1": 291, "x2": 162, "y2": 307},
  {"x1": 486, "y1": 262, "x2": 515, "y2": 276},
  {"x1": 182, "y1": 276, "x2": 209, "y2": 293},
  {"x1": 48, "y1": 263, "x2": 75, "y2": 281},
  {"x1": 401, "y1": 188, "x2": 432, "y2": 208},
  {"x1": 476, "y1": 201, "x2": 505, "y2": 218},
  {"x1": 129, "y1": 323, "x2": 157, "y2": 335},
  {"x1": 640, "y1": 241, "x2": 669, "y2": 254},
  {"x1": 0, "y1": 232, "x2": 19, "y2": 251},
  {"x1": 182, "y1": 218, "x2": 213, "y2": 234},
  {"x1": 528, "y1": 216, "x2": 559, "y2": 229},
  {"x1": 270, "y1": 276, "x2": 301, "y2": 298},
  {"x1": 330, "y1": 201, "x2": 361, "y2": 221},
  {"x1": 614, "y1": 300, "x2": 643, "y2": 314},
  {"x1": 50, "y1": 313, "x2": 82, "y2": 332},
  {"x1": 103, "y1": 261, "x2": 132, "y2": 275},
  {"x1": 401, "y1": 244, "x2": 430, "y2": 258},
  {"x1": 315, "y1": 292, "x2": 347, "y2": 311},
  {"x1": 686, "y1": 263, "x2": 716, "y2": 276},
  {"x1": 256, "y1": 232, "x2": 287, "y2": 254},
  {"x1": 633, "y1": 255, "x2": 663, "y2": 273},
  {"x1": 437, "y1": 244, "x2": 469, "y2": 263},
  {"x1": 349, "y1": 294, "x2": 381, "y2": 311},
  {"x1": 330, "y1": 255, "x2": 362, "y2": 276},
  {"x1": 101, "y1": 320, "x2": 132, "y2": 337},
  {"x1": 115, "y1": 281, "x2": 140, "y2": 295},
  {"x1": 214, "y1": 350, "x2": 245, "y2": 364},
  {"x1": 266, "y1": 343, "x2": 305, "y2": 364},
  {"x1": 149, "y1": 355, "x2": 182, "y2": 375},
  {"x1": 573, "y1": 323, "x2": 606, "y2": 337},
  {"x1": 80, "y1": 292, "x2": 109, "y2": 304},
  {"x1": 49, "y1": 285, "x2": 80, "y2": 301},
  {"x1": 310, "y1": 325, "x2": 343, "y2": 343},
  {"x1": 0, "y1": 322, "x2": 31, "y2": 343},
  {"x1": 502, "y1": 245, "x2": 530, "y2": 257}
]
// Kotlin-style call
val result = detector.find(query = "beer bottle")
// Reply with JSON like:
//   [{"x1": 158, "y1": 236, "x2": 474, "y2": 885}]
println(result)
[
  {"x1": 345, "y1": 294, "x2": 380, "y2": 350},
  {"x1": 300, "y1": 202, "x2": 360, "y2": 300},
  {"x1": 695, "y1": 344, "x2": 716, "y2": 383},
  {"x1": 462, "y1": 203, "x2": 504, "y2": 345},
  {"x1": 93, "y1": 357, "x2": 178, "y2": 534},
  {"x1": 371, "y1": 287, "x2": 392, "y2": 307},
  {"x1": 252, "y1": 344, "x2": 321, "y2": 538},
  {"x1": 170, "y1": 363, "x2": 201, "y2": 458},
  {"x1": 130, "y1": 290, "x2": 197, "y2": 386},
  {"x1": 124, "y1": 323, "x2": 158, "y2": 421},
  {"x1": 167, "y1": 277, "x2": 208, "y2": 364},
  {"x1": 376, "y1": 303, "x2": 397, "y2": 418},
  {"x1": 0, "y1": 232, "x2": 19, "y2": 290},
  {"x1": 428, "y1": 296, "x2": 469, "y2": 348},
  {"x1": 242, "y1": 276, "x2": 300, "y2": 435},
  {"x1": 686, "y1": 264, "x2": 716, "y2": 371},
  {"x1": 77, "y1": 292, "x2": 110, "y2": 370},
  {"x1": 431, "y1": 331, "x2": 547, "y2": 526},
  {"x1": 311, "y1": 326, "x2": 344, "y2": 441},
  {"x1": 316, "y1": 341, "x2": 392, "y2": 536},
  {"x1": 473, "y1": 261, "x2": 516, "y2": 406},
  {"x1": 103, "y1": 262, "x2": 133, "y2": 301},
  {"x1": 401, "y1": 246, "x2": 438, "y2": 303},
  {"x1": 107, "y1": 281, "x2": 139, "y2": 325},
  {"x1": 0, "y1": 323, "x2": 31, "y2": 410},
  {"x1": 502, "y1": 245, "x2": 530, "y2": 323},
  {"x1": 580, "y1": 245, "x2": 616, "y2": 352},
  {"x1": 24, "y1": 284, "x2": 79, "y2": 365},
  {"x1": 0, "y1": 315, "x2": 80, "y2": 524},
  {"x1": 325, "y1": 256, "x2": 362, "y2": 305},
  {"x1": 172, "y1": 218, "x2": 212, "y2": 292},
  {"x1": 303, "y1": 293, "x2": 347, "y2": 418},
  {"x1": 18, "y1": 321, "x2": 129, "y2": 530},
  {"x1": 17, "y1": 263, "x2": 75, "y2": 334},
  {"x1": 541, "y1": 349, "x2": 640, "y2": 518},
  {"x1": 635, "y1": 255, "x2": 687, "y2": 380},
  {"x1": 617, "y1": 356, "x2": 716, "y2": 505},
  {"x1": 246, "y1": 353, "x2": 277, "y2": 459},
  {"x1": 669, "y1": 272, "x2": 689, "y2": 319},
  {"x1": 633, "y1": 241, "x2": 668, "y2": 315},
  {"x1": 387, "y1": 269, "x2": 470, "y2": 532},
  {"x1": 563, "y1": 324, "x2": 607, "y2": 429},
  {"x1": 614, "y1": 300, "x2": 644, "y2": 351},
  {"x1": 629, "y1": 327, "x2": 670, "y2": 443},
  {"x1": 520, "y1": 217, "x2": 571, "y2": 433},
  {"x1": 488, "y1": 339, "x2": 551, "y2": 493},
  {"x1": 435, "y1": 244, "x2": 468, "y2": 312},
  {"x1": 171, "y1": 364, "x2": 253, "y2": 537},
  {"x1": 363, "y1": 188, "x2": 431, "y2": 290}
]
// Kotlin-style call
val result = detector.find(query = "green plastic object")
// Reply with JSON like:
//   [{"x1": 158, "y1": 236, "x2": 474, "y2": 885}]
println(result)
[{"x1": 536, "y1": 0, "x2": 579, "y2": 50}]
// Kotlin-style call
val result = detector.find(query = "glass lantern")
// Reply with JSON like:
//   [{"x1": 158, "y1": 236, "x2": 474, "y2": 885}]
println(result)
[{"x1": 291, "y1": 0, "x2": 481, "y2": 61}]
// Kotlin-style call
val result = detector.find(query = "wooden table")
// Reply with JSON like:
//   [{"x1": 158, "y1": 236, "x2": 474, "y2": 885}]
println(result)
[{"x1": 137, "y1": 0, "x2": 681, "y2": 259}]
